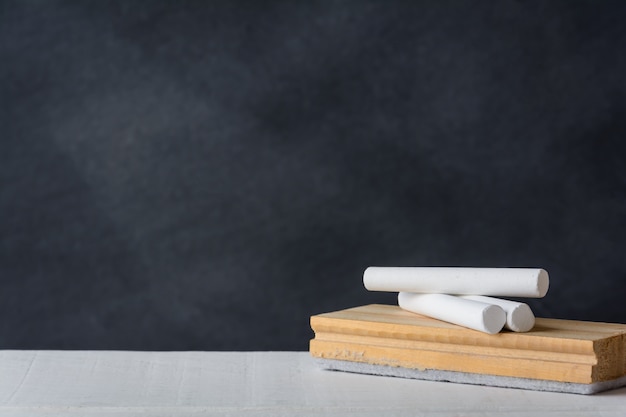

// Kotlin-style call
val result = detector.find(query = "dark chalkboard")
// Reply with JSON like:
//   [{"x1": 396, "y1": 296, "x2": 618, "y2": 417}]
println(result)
[{"x1": 1, "y1": 1, "x2": 625, "y2": 350}]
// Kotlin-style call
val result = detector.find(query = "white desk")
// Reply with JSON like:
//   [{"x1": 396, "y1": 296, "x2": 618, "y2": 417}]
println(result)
[{"x1": 1, "y1": 351, "x2": 624, "y2": 416}]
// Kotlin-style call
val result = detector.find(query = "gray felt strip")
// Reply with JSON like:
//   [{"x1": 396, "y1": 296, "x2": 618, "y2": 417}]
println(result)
[{"x1": 315, "y1": 358, "x2": 626, "y2": 395}]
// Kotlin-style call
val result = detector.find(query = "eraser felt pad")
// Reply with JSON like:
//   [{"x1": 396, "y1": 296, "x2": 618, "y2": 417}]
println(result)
[{"x1": 314, "y1": 358, "x2": 626, "y2": 395}]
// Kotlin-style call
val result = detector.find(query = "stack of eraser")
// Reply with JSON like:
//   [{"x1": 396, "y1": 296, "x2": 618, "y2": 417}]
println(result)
[{"x1": 364, "y1": 267, "x2": 549, "y2": 334}]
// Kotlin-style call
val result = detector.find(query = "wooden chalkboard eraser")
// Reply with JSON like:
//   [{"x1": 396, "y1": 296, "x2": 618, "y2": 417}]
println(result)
[{"x1": 310, "y1": 304, "x2": 626, "y2": 394}]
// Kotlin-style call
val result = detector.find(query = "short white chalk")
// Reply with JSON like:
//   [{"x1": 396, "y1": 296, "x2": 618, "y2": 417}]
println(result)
[
  {"x1": 364, "y1": 267, "x2": 549, "y2": 298},
  {"x1": 460, "y1": 295, "x2": 536, "y2": 332},
  {"x1": 398, "y1": 292, "x2": 506, "y2": 334}
]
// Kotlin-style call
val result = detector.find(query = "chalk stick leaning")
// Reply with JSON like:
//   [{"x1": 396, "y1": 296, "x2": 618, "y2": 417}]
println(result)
[
  {"x1": 398, "y1": 292, "x2": 506, "y2": 334},
  {"x1": 364, "y1": 267, "x2": 549, "y2": 298},
  {"x1": 460, "y1": 295, "x2": 536, "y2": 332}
]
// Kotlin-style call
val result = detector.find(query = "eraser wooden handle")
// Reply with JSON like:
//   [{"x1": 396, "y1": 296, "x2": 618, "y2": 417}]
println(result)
[
  {"x1": 364, "y1": 267, "x2": 549, "y2": 298},
  {"x1": 398, "y1": 292, "x2": 506, "y2": 334},
  {"x1": 460, "y1": 295, "x2": 536, "y2": 332}
]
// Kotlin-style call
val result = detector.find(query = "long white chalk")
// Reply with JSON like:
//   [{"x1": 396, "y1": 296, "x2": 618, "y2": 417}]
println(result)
[
  {"x1": 398, "y1": 292, "x2": 506, "y2": 334},
  {"x1": 364, "y1": 267, "x2": 549, "y2": 298},
  {"x1": 460, "y1": 295, "x2": 536, "y2": 332}
]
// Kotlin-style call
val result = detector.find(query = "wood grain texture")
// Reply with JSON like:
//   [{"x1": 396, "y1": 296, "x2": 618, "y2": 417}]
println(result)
[
  {"x1": 310, "y1": 304, "x2": 626, "y2": 384},
  {"x1": 1, "y1": 350, "x2": 626, "y2": 416}
]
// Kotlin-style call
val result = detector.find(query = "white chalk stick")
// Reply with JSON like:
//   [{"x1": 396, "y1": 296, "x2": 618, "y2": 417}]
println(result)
[
  {"x1": 460, "y1": 295, "x2": 536, "y2": 332},
  {"x1": 398, "y1": 292, "x2": 506, "y2": 334},
  {"x1": 364, "y1": 267, "x2": 549, "y2": 298}
]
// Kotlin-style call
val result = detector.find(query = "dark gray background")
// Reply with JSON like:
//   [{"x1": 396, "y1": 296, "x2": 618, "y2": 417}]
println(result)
[{"x1": 2, "y1": 1, "x2": 625, "y2": 351}]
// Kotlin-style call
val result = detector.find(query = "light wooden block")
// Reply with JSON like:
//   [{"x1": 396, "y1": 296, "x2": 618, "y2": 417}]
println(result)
[{"x1": 310, "y1": 304, "x2": 626, "y2": 385}]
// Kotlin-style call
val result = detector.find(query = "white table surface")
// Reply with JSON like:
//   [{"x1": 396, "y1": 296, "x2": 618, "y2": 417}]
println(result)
[{"x1": 1, "y1": 350, "x2": 624, "y2": 416}]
